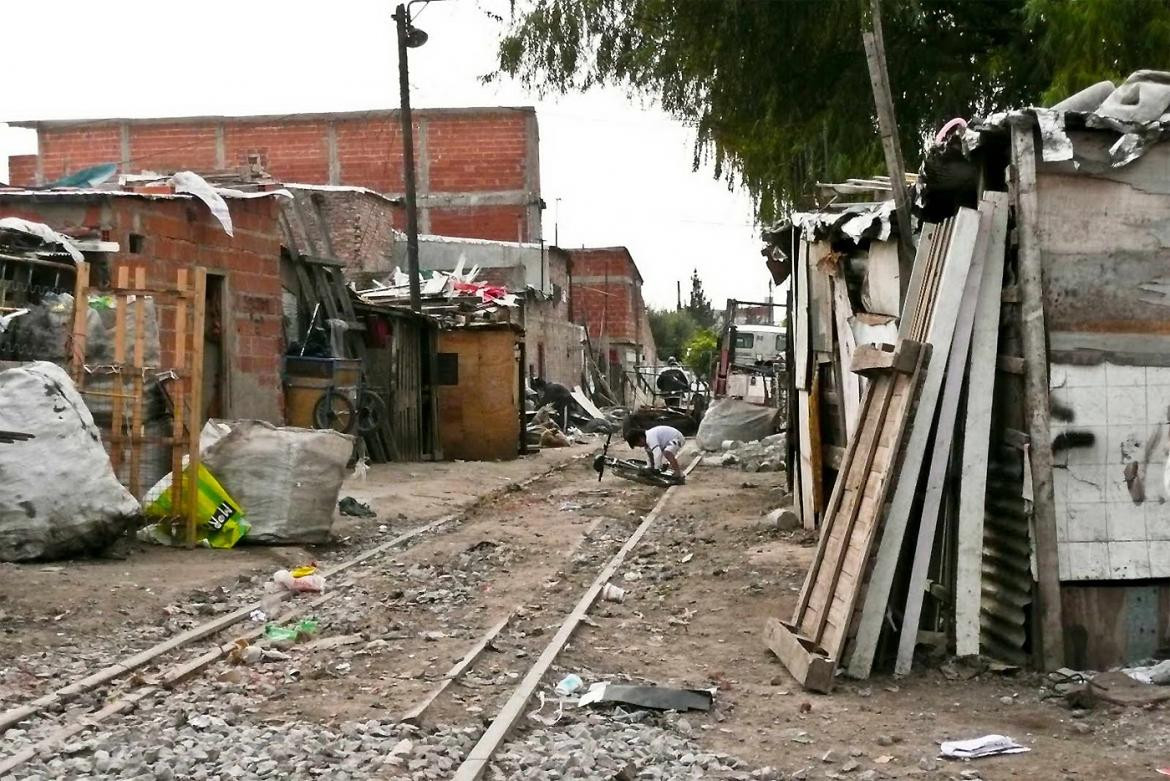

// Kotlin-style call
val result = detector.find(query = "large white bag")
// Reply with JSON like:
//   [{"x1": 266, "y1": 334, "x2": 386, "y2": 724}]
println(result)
[
  {"x1": 200, "y1": 420, "x2": 353, "y2": 544},
  {"x1": 696, "y1": 397, "x2": 779, "y2": 451},
  {"x1": 0, "y1": 362, "x2": 140, "y2": 561}
]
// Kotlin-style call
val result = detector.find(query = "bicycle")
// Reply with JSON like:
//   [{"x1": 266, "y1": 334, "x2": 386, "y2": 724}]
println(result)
[{"x1": 592, "y1": 432, "x2": 686, "y2": 487}]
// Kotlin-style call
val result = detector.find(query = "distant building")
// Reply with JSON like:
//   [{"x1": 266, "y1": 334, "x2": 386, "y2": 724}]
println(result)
[
  {"x1": 563, "y1": 246, "x2": 657, "y2": 400},
  {"x1": 6, "y1": 107, "x2": 543, "y2": 244}
]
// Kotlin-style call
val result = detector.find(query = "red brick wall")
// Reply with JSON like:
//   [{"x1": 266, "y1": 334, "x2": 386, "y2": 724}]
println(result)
[
  {"x1": 426, "y1": 114, "x2": 528, "y2": 191},
  {"x1": 0, "y1": 194, "x2": 286, "y2": 422},
  {"x1": 6, "y1": 155, "x2": 36, "y2": 185},
  {"x1": 130, "y1": 123, "x2": 218, "y2": 172},
  {"x1": 7, "y1": 110, "x2": 540, "y2": 244},
  {"x1": 223, "y1": 120, "x2": 330, "y2": 184},
  {"x1": 565, "y1": 247, "x2": 645, "y2": 346},
  {"x1": 38, "y1": 126, "x2": 121, "y2": 183},
  {"x1": 428, "y1": 205, "x2": 527, "y2": 242}
]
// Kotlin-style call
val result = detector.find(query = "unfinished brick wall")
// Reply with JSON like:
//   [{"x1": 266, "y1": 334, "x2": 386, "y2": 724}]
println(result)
[
  {"x1": 0, "y1": 193, "x2": 287, "y2": 422},
  {"x1": 8, "y1": 108, "x2": 543, "y2": 243},
  {"x1": 565, "y1": 247, "x2": 645, "y2": 345},
  {"x1": 285, "y1": 187, "x2": 402, "y2": 274}
]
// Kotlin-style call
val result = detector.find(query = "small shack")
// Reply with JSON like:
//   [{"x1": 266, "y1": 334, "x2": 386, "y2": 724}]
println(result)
[
  {"x1": 436, "y1": 323, "x2": 523, "y2": 461},
  {"x1": 766, "y1": 72, "x2": 1170, "y2": 689}
]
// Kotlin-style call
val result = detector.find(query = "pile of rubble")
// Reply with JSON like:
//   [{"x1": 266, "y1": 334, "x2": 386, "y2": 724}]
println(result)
[{"x1": 717, "y1": 433, "x2": 786, "y2": 473}]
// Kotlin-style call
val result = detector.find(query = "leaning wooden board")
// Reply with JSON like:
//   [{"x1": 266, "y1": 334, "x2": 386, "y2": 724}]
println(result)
[{"x1": 768, "y1": 338, "x2": 927, "y2": 690}]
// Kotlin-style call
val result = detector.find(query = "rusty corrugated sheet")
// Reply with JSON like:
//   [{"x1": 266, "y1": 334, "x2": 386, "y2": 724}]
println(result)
[{"x1": 980, "y1": 450, "x2": 1033, "y2": 665}]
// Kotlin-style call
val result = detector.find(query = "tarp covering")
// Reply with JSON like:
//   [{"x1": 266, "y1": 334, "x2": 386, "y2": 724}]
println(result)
[{"x1": 0, "y1": 361, "x2": 140, "y2": 561}]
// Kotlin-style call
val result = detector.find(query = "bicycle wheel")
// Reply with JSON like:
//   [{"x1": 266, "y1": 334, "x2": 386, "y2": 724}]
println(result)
[
  {"x1": 357, "y1": 390, "x2": 386, "y2": 433},
  {"x1": 314, "y1": 388, "x2": 357, "y2": 434}
]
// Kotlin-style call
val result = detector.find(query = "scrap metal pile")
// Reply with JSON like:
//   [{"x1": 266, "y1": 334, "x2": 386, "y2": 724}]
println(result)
[{"x1": 354, "y1": 263, "x2": 520, "y2": 326}]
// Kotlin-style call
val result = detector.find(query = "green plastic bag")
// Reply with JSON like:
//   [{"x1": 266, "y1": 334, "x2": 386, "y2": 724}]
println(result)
[{"x1": 145, "y1": 464, "x2": 249, "y2": 549}]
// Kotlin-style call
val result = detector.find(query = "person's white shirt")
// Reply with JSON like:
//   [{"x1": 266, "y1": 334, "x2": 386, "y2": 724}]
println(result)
[{"x1": 644, "y1": 425, "x2": 685, "y2": 469}]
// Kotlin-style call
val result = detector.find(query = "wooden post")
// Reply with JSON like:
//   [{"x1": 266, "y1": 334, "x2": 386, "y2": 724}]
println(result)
[
  {"x1": 861, "y1": 0, "x2": 913, "y2": 266},
  {"x1": 129, "y1": 268, "x2": 147, "y2": 499},
  {"x1": 1010, "y1": 123, "x2": 1065, "y2": 671},
  {"x1": 111, "y1": 266, "x2": 129, "y2": 482},
  {"x1": 171, "y1": 269, "x2": 189, "y2": 543},
  {"x1": 69, "y1": 262, "x2": 91, "y2": 386},
  {"x1": 186, "y1": 268, "x2": 207, "y2": 548}
]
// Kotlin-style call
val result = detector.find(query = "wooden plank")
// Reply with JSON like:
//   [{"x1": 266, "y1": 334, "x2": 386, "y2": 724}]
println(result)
[
  {"x1": 111, "y1": 266, "x2": 129, "y2": 481},
  {"x1": 955, "y1": 192, "x2": 1009, "y2": 658},
  {"x1": 129, "y1": 268, "x2": 147, "y2": 498},
  {"x1": 452, "y1": 455, "x2": 703, "y2": 781},
  {"x1": 796, "y1": 388, "x2": 817, "y2": 528},
  {"x1": 399, "y1": 613, "x2": 513, "y2": 724},
  {"x1": 793, "y1": 241, "x2": 811, "y2": 391},
  {"x1": 821, "y1": 350, "x2": 927, "y2": 663},
  {"x1": 846, "y1": 208, "x2": 980, "y2": 679},
  {"x1": 793, "y1": 376, "x2": 881, "y2": 625},
  {"x1": 809, "y1": 242, "x2": 833, "y2": 353},
  {"x1": 996, "y1": 355, "x2": 1025, "y2": 374},
  {"x1": 570, "y1": 386, "x2": 605, "y2": 420},
  {"x1": 764, "y1": 617, "x2": 834, "y2": 693},
  {"x1": 69, "y1": 262, "x2": 90, "y2": 385},
  {"x1": 1011, "y1": 124, "x2": 1065, "y2": 671},
  {"x1": 808, "y1": 369, "x2": 824, "y2": 517},
  {"x1": 893, "y1": 200, "x2": 991, "y2": 676},
  {"x1": 811, "y1": 368, "x2": 900, "y2": 641},
  {"x1": 186, "y1": 269, "x2": 207, "y2": 547},
  {"x1": 832, "y1": 276, "x2": 861, "y2": 440},
  {"x1": 171, "y1": 270, "x2": 189, "y2": 522}
]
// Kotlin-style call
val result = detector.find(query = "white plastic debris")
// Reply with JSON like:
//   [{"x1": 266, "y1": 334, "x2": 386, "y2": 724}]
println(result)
[{"x1": 939, "y1": 734, "x2": 1029, "y2": 760}]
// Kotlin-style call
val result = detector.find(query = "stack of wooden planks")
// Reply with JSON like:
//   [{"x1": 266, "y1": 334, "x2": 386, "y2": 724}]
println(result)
[{"x1": 768, "y1": 194, "x2": 1011, "y2": 690}]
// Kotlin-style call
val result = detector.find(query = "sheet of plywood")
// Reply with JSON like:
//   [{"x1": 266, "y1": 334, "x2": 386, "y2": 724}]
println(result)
[
  {"x1": 793, "y1": 241, "x2": 811, "y2": 391},
  {"x1": 955, "y1": 192, "x2": 1009, "y2": 658},
  {"x1": 846, "y1": 211, "x2": 980, "y2": 679},
  {"x1": 862, "y1": 240, "x2": 902, "y2": 317}
]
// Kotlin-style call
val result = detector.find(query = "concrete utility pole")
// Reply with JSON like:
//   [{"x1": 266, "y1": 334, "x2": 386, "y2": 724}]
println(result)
[{"x1": 394, "y1": 3, "x2": 425, "y2": 312}]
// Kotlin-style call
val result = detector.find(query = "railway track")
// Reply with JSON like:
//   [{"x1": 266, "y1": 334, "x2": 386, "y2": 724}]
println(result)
[{"x1": 0, "y1": 451, "x2": 697, "y2": 779}]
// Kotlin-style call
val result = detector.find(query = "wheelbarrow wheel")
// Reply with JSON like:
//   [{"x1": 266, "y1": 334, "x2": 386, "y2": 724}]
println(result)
[{"x1": 314, "y1": 387, "x2": 357, "y2": 434}]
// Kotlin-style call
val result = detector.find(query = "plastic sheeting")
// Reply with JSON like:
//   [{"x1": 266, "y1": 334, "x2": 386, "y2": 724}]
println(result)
[
  {"x1": 200, "y1": 420, "x2": 354, "y2": 544},
  {"x1": 0, "y1": 362, "x2": 140, "y2": 561},
  {"x1": 695, "y1": 397, "x2": 779, "y2": 452}
]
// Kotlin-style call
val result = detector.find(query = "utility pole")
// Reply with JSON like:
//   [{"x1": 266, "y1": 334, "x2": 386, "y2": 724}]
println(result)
[
  {"x1": 861, "y1": 0, "x2": 914, "y2": 267},
  {"x1": 394, "y1": 3, "x2": 423, "y2": 312}
]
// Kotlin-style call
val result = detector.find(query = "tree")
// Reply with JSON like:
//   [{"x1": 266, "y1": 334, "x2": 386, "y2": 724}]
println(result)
[
  {"x1": 648, "y1": 307, "x2": 698, "y2": 363},
  {"x1": 683, "y1": 327, "x2": 718, "y2": 381},
  {"x1": 685, "y1": 269, "x2": 715, "y2": 329},
  {"x1": 497, "y1": 0, "x2": 1170, "y2": 221}
]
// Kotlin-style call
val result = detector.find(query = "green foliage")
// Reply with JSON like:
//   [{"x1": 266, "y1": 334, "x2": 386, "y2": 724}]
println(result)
[
  {"x1": 648, "y1": 307, "x2": 698, "y2": 363},
  {"x1": 1024, "y1": 0, "x2": 1170, "y2": 104},
  {"x1": 683, "y1": 327, "x2": 718, "y2": 379},
  {"x1": 497, "y1": 0, "x2": 1170, "y2": 219},
  {"x1": 685, "y1": 269, "x2": 715, "y2": 329}
]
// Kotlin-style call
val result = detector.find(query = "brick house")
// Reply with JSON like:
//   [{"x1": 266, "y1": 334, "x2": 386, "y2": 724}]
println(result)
[
  {"x1": 563, "y1": 246, "x2": 657, "y2": 397},
  {"x1": 6, "y1": 107, "x2": 543, "y2": 244},
  {"x1": 0, "y1": 188, "x2": 288, "y2": 423}
]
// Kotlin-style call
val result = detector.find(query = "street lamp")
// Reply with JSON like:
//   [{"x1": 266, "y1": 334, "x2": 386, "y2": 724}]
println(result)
[{"x1": 393, "y1": 2, "x2": 429, "y2": 312}]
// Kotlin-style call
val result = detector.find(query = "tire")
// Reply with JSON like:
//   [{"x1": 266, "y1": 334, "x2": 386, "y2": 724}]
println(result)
[
  {"x1": 314, "y1": 388, "x2": 357, "y2": 434},
  {"x1": 357, "y1": 390, "x2": 386, "y2": 433}
]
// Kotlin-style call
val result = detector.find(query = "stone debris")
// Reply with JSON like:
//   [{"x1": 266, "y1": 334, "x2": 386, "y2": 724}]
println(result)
[
  {"x1": 717, "y1": 433, "x2": 786, "y2": 473},
  {"x1": 484, "y1": 709, "x2": 762, "y2": 780}
]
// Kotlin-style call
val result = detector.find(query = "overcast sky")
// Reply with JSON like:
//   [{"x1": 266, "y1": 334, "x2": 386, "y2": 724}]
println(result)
[{"x1": 0, "y1": 0, "x2": 770, "y2": 310}]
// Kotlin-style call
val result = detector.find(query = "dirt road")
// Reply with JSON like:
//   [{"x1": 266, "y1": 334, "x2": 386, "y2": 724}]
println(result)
[{"x1": 1, "y1": 450, "x2": 1166, "y2": 780}]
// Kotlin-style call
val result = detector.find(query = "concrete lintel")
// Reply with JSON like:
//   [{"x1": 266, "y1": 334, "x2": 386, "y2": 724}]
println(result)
[
  {"x1": 383, "y1": 190, "x2": 540, "y2": 209},
  {"x1": 119, "y1": 122, "x2": 131, "y2": 174}
]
